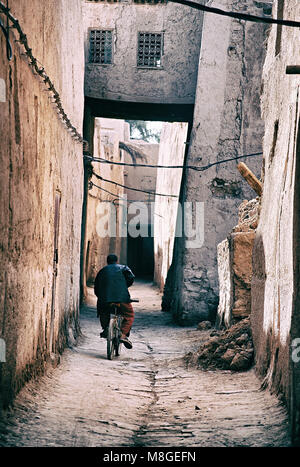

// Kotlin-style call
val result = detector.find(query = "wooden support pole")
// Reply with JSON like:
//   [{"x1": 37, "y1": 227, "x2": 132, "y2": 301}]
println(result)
[{"x1": 237, "y1": 162, "x2": 262, "y2": 196}]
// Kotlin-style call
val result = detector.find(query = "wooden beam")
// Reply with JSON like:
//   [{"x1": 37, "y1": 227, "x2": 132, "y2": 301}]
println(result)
[
  {"x1": 286, "y1": 66, "x2": 300, "y2": 75},
  {"x1": 237, "y1": 162, "x2": 262, "y2": 196}
]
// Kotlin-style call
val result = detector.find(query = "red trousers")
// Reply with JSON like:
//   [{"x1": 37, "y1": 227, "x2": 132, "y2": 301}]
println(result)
[{"x1": 97, "y1": 301, "x2": 135, "y2": 336}]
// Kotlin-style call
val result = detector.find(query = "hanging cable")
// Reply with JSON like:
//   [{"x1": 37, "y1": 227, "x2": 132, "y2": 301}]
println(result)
[
  {"x1": 89, "y1": 181, "x2": 128, "y2": 201},
  {"x1": 167, "y1": 0, "x2": 300, "y2": 28},
  {"x1": 92, "y1": 172, "x2": 178, "y2": 198},
  {"x1": 85, "y1": 151, "x2": 263, "y2": 171},
  {"x1": 89, "y1": 182, "x2": 167, "y2": 220},
  {"x1": 89, "y1": 181, "x2": 163, "y2": 205},
  {"x1": 90, "y1": 150, "x2": 264, "y2": 200}
]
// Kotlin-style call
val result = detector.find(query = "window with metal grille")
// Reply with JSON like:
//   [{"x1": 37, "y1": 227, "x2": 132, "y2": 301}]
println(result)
[
  {"x1": 89, "y1": 30, "x2": 113, "y2": 64},
  {"x1": 137, "y1": 32, "x2": 163, "y2": 68}
]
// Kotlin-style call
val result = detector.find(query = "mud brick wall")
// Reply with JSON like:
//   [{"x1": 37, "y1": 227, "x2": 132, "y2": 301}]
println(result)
[{"x1": 0, "y1": 0, "x2": 85, "y2": 408}]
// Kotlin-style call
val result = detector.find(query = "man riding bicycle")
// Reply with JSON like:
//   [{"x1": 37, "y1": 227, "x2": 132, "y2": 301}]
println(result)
[{"x1": 94, "y1": 254, "x2": 135, "y2": 349}]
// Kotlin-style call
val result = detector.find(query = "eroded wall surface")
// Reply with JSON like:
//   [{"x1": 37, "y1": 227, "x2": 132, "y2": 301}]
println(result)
[
  {"x1": 83, "y1": 0, "x2": 203, "y2": 104},
  {"x1": 169, "y1": 0, "x2": 269, "y2": 325},
  {"x1": 0, "y1": 0, "x2": 84, "y2": 407},
  {"x1": 250, "y1": 0, "x2": 300, "y2": 443}
]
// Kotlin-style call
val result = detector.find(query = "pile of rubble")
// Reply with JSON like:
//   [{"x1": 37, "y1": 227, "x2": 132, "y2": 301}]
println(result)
[{"x1": 185, "y1": 318, "x2": 254, "y2": 371}]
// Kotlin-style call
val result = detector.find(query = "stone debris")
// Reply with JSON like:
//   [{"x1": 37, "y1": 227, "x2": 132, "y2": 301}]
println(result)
[
  {"x1": 197, "y1": 321, "x2": 212, "y2": 331},
  {"x1": 186, "y1": 317, "x2": 254, "y2": 371}
]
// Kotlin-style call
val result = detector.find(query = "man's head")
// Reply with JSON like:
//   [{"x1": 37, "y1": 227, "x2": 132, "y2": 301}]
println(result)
[{"x1": 107, "y1": 254, "x2": 118, "y2": 265}]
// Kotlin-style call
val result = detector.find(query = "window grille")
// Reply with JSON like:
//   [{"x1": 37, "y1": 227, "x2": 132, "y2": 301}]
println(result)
[
  {"x1": 137, "y1": 32, "x2": 163, "y2": 68},
  {"x1": 89, "y1": 30, "x2": 113, "y2": 64}
]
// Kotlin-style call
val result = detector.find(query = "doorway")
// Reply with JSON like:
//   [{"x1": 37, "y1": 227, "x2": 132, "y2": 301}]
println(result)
[{"x1": 127, "y1": 224, "x2": 154, "y2": 279}]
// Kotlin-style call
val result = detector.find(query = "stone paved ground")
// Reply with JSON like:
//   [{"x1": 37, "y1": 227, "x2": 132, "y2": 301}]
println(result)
[{"x1": 0, "y1": 281, "x2": 291, "y2": 447}]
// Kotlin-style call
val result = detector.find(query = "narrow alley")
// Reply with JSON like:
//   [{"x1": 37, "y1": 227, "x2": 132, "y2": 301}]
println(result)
[
  {"x1": 1, "y1": 0, "x2": 300, "y2": 451},
  {"x1": 0, "y1": 281, "x2": 290, "y2": 447}
]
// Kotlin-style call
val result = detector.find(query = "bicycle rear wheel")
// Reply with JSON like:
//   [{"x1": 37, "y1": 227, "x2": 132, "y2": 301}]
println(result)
[
  {"x1": 114, "y1": 316, "x2": 122, "y2": 357},
  {"x1": 107, "y1": 317, "x2": 115, "y2": 360}
]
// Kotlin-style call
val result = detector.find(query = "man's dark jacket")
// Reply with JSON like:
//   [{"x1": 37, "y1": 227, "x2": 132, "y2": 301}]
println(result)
[{"x1": 94, "y1": 263, "x2": 135, "y2": 305}]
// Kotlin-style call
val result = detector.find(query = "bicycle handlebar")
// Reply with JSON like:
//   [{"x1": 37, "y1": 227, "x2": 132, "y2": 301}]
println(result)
[{"x1": 130, "y1": 299, "x2": 139, "y2": 302}]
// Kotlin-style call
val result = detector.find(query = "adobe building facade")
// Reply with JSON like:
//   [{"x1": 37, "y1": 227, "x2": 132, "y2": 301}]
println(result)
[
  {"x1": 0, "y1": 0, "x2": 85, "y2": 408},
  {"x1": 250, "y1": 0, "x2": 300, "y2": 445}
]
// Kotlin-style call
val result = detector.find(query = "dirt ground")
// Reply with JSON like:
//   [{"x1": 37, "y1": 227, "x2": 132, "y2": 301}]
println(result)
[{"x1": 0, "y1": 280, "x2": 291, "y2": 447}]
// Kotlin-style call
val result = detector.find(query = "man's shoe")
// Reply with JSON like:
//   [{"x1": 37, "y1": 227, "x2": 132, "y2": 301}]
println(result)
[
  {"x1": 100, "y1": 328, "x2": 108, "y2": 339},
  {"x1": 120, "y1": 335, "x2": 133, "y2": 349}
]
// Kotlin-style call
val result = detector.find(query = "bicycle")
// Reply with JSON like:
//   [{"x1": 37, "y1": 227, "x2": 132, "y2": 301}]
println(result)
[{"x1": 106, "y1": 299, "x2": 139, "y2": 360}]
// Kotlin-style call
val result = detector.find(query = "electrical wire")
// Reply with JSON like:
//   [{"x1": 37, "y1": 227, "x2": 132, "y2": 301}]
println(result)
[
  {"x1": 90, "y1": 181, "x2": 159, "y2": 203},
  {"x1": 89, "y1": 150, "x2": 264, "y2": 198},
  {"x1": 89, "y1": 181, "x2": 167, "y2": 220},
  {"x1": 167, "y1": 0, "x2": 300, "y2": 28},
  {"x1": 85, "y1": 151, "x2": 263, "y2": 171},
  {"x1": 89, "y1": 181, "x2": 129, "y2": 201},
  {"x1": 92, "y1": 172, "x2": 178, "y2": 198}
]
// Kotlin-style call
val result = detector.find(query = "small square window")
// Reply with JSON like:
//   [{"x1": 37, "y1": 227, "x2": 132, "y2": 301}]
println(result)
[
  {"x1": 137, "y1": 32, "x2": 163, "y2": 68},
  {"x1": 89, "y1": 30, "x2": 113, "y2": 64}
]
